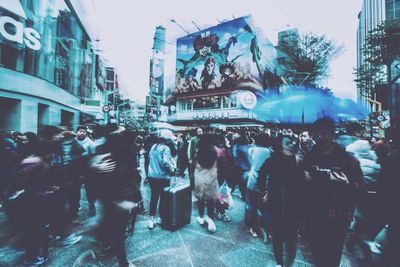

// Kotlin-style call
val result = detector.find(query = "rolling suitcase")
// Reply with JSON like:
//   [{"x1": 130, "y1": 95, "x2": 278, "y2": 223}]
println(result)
[{"x1": 160, "y1": 182, "x2": 192, "y2": 231}]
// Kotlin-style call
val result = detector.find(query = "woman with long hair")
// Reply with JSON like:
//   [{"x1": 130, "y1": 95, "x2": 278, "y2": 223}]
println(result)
[
  {"x1": 258, "y1": 134, "x2": 304, "y2": 267},
  {"x1": 194, "y1": 134, "x2": 219, "y2": 233}
]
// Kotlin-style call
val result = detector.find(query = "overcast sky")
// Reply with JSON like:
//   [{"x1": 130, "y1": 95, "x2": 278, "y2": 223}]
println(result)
[{"x1": 79, "y1": 0, "x2": 363, "y2": 103}]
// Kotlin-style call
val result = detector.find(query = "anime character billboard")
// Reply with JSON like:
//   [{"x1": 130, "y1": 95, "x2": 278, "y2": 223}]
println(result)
[{"x1": 169, "y1": 16, "x2": 277, "y2": 102}]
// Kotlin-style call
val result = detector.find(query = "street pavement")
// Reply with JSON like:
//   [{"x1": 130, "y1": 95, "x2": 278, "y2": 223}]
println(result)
[{"x1": 0, "y1": 166, "x2": 379, "y2": 267}]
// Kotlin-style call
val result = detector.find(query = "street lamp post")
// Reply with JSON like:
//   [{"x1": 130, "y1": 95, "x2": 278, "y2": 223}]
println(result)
[{"x1": 170, "y1": 19, "x2": 191, "y2": 35}]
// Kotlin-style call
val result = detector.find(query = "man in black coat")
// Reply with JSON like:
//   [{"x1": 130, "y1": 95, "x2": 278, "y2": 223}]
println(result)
[
  {"x1": 303, "y1": 118, "x2": 364, "y2": 267},
  {"x1": 379, "y1": 134, "x2": 400, "y2": 266},
  {"x1": 89, "y1": 126, "x2": 141, "y2": 267}
]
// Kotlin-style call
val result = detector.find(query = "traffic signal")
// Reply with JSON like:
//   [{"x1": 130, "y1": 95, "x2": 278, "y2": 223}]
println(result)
[
  {"x1": 115, "y1": 93, "x2": 122, "y2": 104},
  {"x1": 107, "y1": 93, "x2": 114, "y2": 103}
]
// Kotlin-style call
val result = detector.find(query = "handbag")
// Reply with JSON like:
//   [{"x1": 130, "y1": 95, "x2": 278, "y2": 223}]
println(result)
[{"x1": 217, "y1": 181, "x2": 234, "y2": 209}]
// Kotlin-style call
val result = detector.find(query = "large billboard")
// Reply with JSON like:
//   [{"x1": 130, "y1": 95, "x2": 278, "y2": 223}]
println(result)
[{"x1": 167, "y1": 16, "x2": 277, "y2": 102}]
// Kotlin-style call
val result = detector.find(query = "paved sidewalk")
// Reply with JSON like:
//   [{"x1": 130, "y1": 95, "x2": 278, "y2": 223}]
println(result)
[{"x1": 0, "y1": 173, "x2": 375, "y2": 266}]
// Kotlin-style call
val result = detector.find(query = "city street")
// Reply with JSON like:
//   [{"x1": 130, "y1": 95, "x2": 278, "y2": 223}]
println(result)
[
  {"x1": 0, "y1": 166, "x2": 367, "y2": 267},
  {"x1": 1, "y1": 1, "x2": 400, "y2": 266}
]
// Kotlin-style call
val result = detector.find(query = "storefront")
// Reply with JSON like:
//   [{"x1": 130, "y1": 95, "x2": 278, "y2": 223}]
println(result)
[
  {"x1": 0, "y1": 0, "x2": 95, "y2": 133},
  {"x1": 168, "y1": 90, "x2": 260, "y2": 125},
  {"x1": 165, "y1": 16, "x2": 282, "y2": 127}
]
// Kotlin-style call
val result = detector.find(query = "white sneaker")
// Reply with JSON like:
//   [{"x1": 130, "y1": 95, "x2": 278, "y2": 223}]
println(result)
[
  {"x1": 368, "y1": 241, "x2": 382, "y2": 254},
  {"x1": 155, "y1": 217, "x2": 163, "y2": 225},
  {"x1": 148, "y1": 219, "x2": 155, "y2": 229},
  {"x1": 196, "y1": 216, "x2": 205, "y2": 225},
  {"x1": 205, "y1": 216, "x2": 216, "y2": 233}
]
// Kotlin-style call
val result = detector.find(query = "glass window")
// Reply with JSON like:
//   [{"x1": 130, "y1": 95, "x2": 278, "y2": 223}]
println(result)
[
  {"x1": 185, "y1": 100, "x2": 192, "y2": 110},
  {"x1": 0, "y1": 0, "x2": 94, "y2": 98},
  {"x1": 230, "y1": 96, "x2": 237, "y2": 108},
  {"x1": 221, "y1": 95, "x2": 237, "y2": 108},
  {"x1": 222, "y1": 96, "x2": 229, "y2": 108},
  {"x1": 193, "y1": 96, "x2": 220, "y2": 110},
  {"x1": 178, "y1": 101, "x2": 186, "y2": 111}
]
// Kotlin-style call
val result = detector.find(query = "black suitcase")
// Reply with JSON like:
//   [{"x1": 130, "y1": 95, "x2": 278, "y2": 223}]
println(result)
[{"x1": 160, "y1": 182, "x2": 192, "y2": 231}]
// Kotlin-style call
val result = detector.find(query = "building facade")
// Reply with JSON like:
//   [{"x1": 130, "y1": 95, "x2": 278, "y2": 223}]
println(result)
[
  {"x1": 357, "y1": 0, "x2": 400, "y2": 110},
  {"x1": 0, "y1": 0, "x2": 96, "y2": 133},
  {"x1": 166, "y1": 16, "x2": 282, "y2": 127}
]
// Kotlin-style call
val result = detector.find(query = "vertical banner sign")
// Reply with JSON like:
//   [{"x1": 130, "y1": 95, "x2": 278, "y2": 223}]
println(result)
[{"x1": 149, "y1": 57, "x2": 165, "y2": 96}]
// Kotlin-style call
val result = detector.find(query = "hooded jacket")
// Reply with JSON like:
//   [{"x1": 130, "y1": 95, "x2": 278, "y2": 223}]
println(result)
[{"x1": 148, "y1": 141, "x2": 175, "y2": 180}]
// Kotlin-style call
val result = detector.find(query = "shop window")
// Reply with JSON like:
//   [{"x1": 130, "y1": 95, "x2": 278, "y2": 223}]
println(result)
[
  {"x1": 222, "y1": 96, "x2": 237, "y2": 108},
  {"x1": 193, "y1": 96, "x2": 220, "y2": 110},
  {"x1": 0, "y1": 0, "x2": 94, "y2": 98},
  {"x1": 230, "y1": 97, "x2": 237, "y2": 108}
]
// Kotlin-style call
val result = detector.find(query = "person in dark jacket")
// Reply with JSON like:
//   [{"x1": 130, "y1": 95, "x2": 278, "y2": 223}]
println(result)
[
  {"x1": 176, "y1": 133, "x2": 189, "y2": 177},
  {"x1": 188, "y1": 128, "x2": 203, "y2": 190},
  {"x1": 62, "y1": 130, "x2": 85, "y2": 224},
  {"x1": 231, "y1": 134, "x2": 250, "y2": 199},
  {"x1": 13, "y1": 141, "x2": 56, "y2": 266},
  {"x1": 303, "y1": 118, "x2": 364, "y2": 267},
  {"x1": 0, "y1": 133, "x2": 18, "y2": 208},
  {"x1": 378, "y1": 134, "x2": 400, "y2": 266},
  {"x1": 90, "y1": 127, "x2": 141, "y2": 267},
  {"x1": 39, "y1": 126, "x2": 81, "y2": 245},
  {"x1": 258, "y1": 134, "x2": 304, "y2": 267}
]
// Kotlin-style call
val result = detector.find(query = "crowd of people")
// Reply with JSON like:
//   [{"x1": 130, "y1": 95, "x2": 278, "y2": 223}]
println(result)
[{"x1": 0, "y1": 118, "x2": 399, "y2": 267}]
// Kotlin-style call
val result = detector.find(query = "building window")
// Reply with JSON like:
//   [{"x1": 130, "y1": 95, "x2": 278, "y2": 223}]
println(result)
[
  {"x1": 0, "y1": 0, "x2": 94, "y2": 98},
  {"x1": 193, "y1": 96, "x2": 220, "y2": 110},
  {"x1": 178, "y1": 100, "x2": 192, "y2": 111},
  {"x1": 222, "y1": 96, "x2": 237, "y2": 108}
]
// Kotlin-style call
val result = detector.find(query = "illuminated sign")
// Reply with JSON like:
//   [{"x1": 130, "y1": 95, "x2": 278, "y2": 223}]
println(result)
[
  {"x1": 0, "y1": 0, "x2": 41, "y2": 50},
  {"x1": 240, "y1": 91, "x2": 257, "y2": 109}
]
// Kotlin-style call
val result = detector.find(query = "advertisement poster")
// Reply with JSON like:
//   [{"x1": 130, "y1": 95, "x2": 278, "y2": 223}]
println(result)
[
  {"x1": 167, "y1": 16, "x2": 277, "y2": 102},
  {"x1": 149, "y1": 57, "x2": 165, "y2": 96}
]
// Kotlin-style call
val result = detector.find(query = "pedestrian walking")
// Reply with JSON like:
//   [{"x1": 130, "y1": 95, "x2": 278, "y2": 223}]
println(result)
[
  {"x1": 188, "y1": 128, "x2": 203, "y2": 190},
  {"x1": 147, "y1": 129, "x2": 176, "y2": 229},
  {"x1": 245, "y1": 133, "x2": 273, "y2": 238},
  {"x1": 303, "y1": 118, "x2": 364, "y2": 267},
  {"x1": 194, "y1": 134, "x2": 219, "y2": 233},
  {"x1": 258, "y1": 134, "x2": 303, "y2": 267},
  {"x1": 90, "y1": 126, "x2": 141, "y2": 267}
]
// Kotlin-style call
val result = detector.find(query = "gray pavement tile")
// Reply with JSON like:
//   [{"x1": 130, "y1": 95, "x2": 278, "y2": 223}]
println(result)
[{"x1": 0, "y1": 166, "x2": 379, "y2": 267}]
